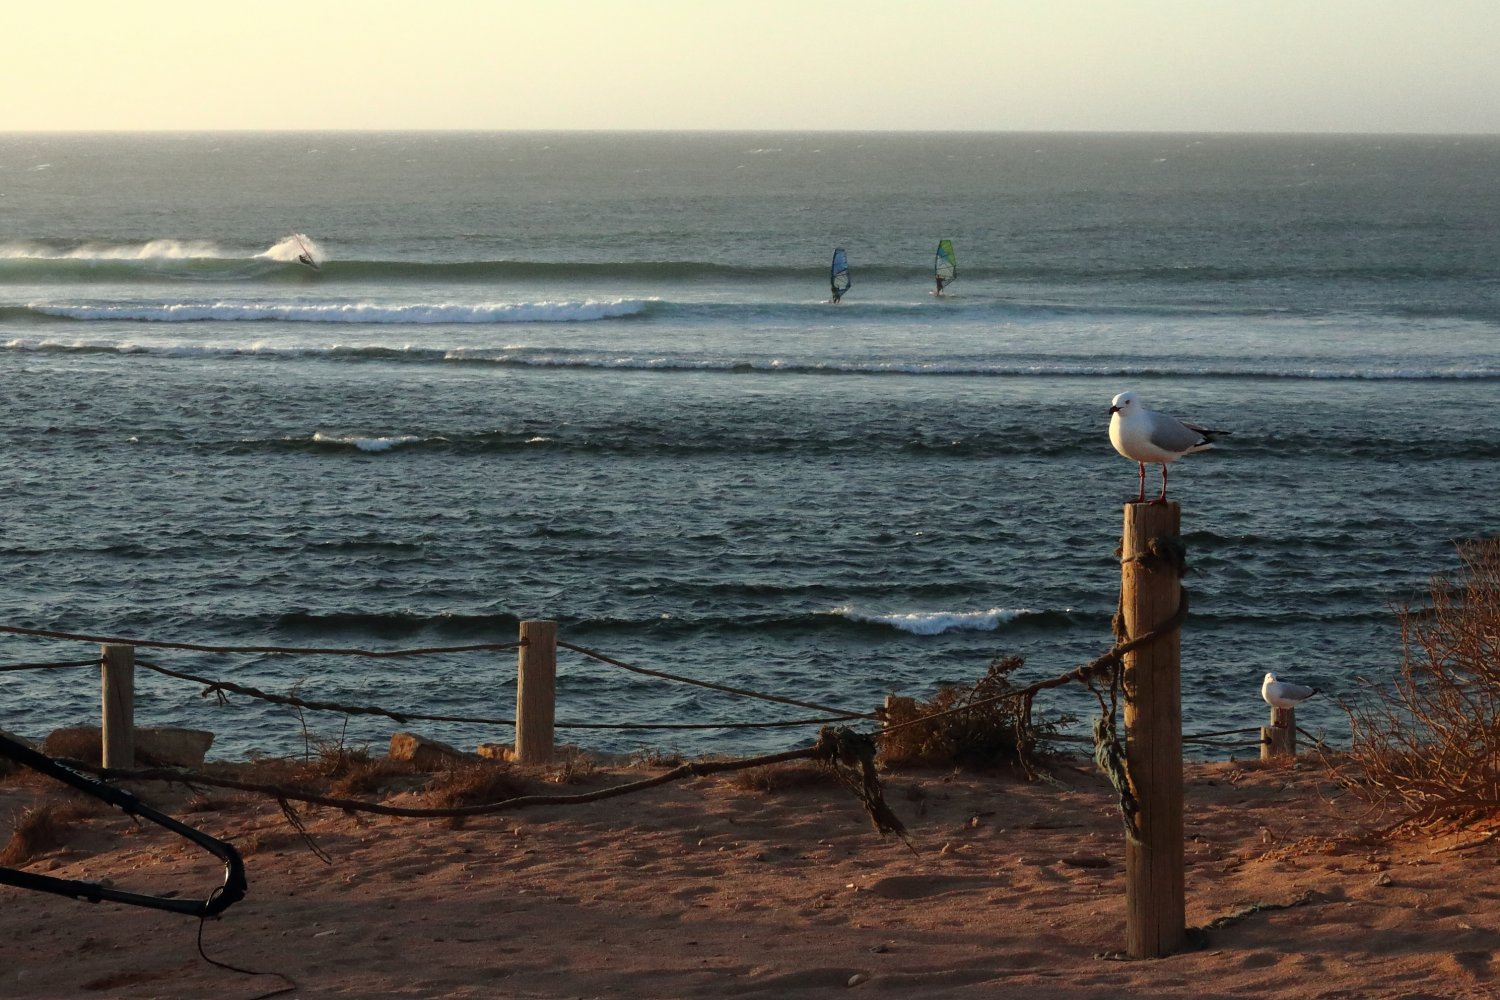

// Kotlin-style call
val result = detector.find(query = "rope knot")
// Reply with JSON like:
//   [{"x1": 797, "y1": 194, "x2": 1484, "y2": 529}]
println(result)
[
  {"x1": 1093, "y1": 715, "x2": 1142, "y2": 842},
  {"x1": 200, "y1": 683, "x2": 231, "y2": 707},
  {"x1": 1123, "y1": 534, "x2": 1188, "y2": 578},
  {"x1": 815, "y1": 726, "x2": 912, "y2": 850}
]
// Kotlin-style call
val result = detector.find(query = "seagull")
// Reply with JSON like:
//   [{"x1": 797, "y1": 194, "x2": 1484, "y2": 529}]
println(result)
[
  {"x1": 1261, "y1": 671, "x2": 1319, "y2": 710},
  {"x1": 1108, "y1": 390, "x2": 1229, "y2": 504}
]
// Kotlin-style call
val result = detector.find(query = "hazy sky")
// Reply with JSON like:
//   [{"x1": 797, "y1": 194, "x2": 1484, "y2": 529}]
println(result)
[{"x1": 6, "y1": 1, "x2": 1498, "y2": 133}]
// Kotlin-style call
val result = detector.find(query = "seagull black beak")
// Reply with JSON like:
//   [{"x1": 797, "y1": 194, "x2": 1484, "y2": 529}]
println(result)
[{"x1": 1108, "y1": 405, "x2": 1121, "y2": 414}]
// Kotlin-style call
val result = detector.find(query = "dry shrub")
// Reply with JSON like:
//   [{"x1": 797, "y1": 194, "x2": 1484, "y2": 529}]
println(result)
[
  {"x1": 877, "y1": 655, "x2": 1065, "y2": 770},
  {"x1": 629, "y1": 747, "x2": 684, "y2": 768},
  {"x1": 314, "y1": 745, "x2": 418, "y2": 798},
  {"x1": 547, "y1": 749, "x2": 597, "y2": 785},
  {"x1": 247, "y1": 738, "x2": 419, "y2": 798},
  {"x1": 1341, "y1": 538, "x2": 1500, "y2": 830},
  {"x1": 1, "y1": 799, "x2": 98, "y2": 865},
  {"x1": 314, "y1": 742, "x2": 372, "y2": 776},
  {"x1": 424, "y1": 763, "x2": 529, "y2": 811}
]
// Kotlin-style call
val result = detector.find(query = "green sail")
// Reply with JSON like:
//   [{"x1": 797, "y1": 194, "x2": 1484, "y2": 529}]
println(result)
[{"x1": 934, "y1": 239, "x2": 957, "y2": 285}]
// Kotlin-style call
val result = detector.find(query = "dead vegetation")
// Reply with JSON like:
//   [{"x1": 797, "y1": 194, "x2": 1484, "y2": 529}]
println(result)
[
  {"x1": 0, "y1": 798, "x2": 100, "y2": 865},
  {"x1": 314, "y1": 744, "x2": 420, "y2": 798},
  {"x1": 423, "y1": 764, "x2": 530, "y2": 811},
  {"x1": 875, "y1": 655, "x2": 1067, "y2": 771},
  {"x1": 1340, "y1": 537, "x2": 1500, "y2": 833}
]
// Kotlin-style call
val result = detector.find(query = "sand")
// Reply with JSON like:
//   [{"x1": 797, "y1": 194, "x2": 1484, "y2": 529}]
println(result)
[{"x1": 2, "y1": 755, "x2": 1499, "y2": 1000}]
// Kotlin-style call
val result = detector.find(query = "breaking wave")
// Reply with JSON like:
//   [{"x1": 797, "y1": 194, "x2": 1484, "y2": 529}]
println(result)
[
  {"x1": 831, "y1": 605, "x2": 1057, "y2": 636},
  {"x1": 8, "y1": 298, "x2": 653, "y2": 324}
]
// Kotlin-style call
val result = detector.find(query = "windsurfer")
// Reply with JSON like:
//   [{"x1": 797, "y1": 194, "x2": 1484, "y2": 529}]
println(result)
[
  {"x1": 934, "y1": 274, "x2": 946, "y2": 296},
  {"x1": 829, "y1": 247, "x2": 850, "y2": 304}
]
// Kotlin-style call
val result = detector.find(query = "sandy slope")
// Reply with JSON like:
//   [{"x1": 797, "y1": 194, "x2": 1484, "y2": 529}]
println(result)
[{"x1": 2, "y1": 757, "x2": 1498, "y2": 1000}]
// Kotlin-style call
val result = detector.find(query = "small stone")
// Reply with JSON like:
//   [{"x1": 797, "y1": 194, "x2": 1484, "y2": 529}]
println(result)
[
  {"x1": 848, "y1": 973, "x2": 870, "y2": 987},
  {"x1": 388, "y1": 731, "x2": 475, "y2": 770},
  {"x1": 41, "y1": 725, "x2": 214, "y2": 767}
]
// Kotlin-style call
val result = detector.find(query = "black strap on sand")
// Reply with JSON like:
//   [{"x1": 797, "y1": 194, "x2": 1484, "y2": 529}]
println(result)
[{"x1": 0, "y1": 732, "x2": 246, "y2": 917}]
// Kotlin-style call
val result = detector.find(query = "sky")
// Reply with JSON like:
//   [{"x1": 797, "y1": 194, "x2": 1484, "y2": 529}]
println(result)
[{"x1": 5, "y1": 0, "x2": 1498, "y2": 133}]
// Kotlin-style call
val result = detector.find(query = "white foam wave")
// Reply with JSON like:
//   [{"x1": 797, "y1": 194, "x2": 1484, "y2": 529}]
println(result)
[
  {"x1": 833, "y1": 605, "x2": 1034, "y2": 636},
  {"x1": 26, "y1": 299, "x2": 651, "y2": 324},
  {"x1": 311, "y1": 432, "x2": 425, "y2": 452},
  {"x1": 260, "y1": 233, "x2": 325, "y2": 265},
  {"x1": 0, "y1": 239, "x2": 228, "y2": 260}
]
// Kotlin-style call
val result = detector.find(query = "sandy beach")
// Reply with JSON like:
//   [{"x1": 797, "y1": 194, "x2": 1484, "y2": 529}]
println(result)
[{"x1": 3, "y1": 752, "x2": 1498, "y2": 1000}]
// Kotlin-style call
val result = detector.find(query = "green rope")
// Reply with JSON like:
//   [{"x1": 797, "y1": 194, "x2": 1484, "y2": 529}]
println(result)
[{"x1": 1093, "y1": 714, "x2": 1141, "y2": 843}]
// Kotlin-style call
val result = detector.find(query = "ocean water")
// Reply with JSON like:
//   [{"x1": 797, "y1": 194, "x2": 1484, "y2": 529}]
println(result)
[{"x1": 1, "y1": 131, "x2": 1496, "y2": 761}]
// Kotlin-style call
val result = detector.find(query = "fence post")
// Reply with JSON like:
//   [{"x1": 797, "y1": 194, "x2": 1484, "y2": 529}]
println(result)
[
  {"x1": 100, "y1": 643, "x2": 135, "y2": 768},
  {"x1": 1120, "y1": 502, "x2": 1186, "y2": 959},
  {"x1": 515, "y1": 620, "x2": 557, "y2": 764},
  {"x1": 1260, "y1": 706, "x2": 1296, "y2": 761}
]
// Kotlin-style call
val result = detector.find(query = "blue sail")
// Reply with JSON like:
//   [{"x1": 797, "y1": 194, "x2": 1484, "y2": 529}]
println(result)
[{"x1": 830, "y1": 247, "x2": 851, "y2": 300}]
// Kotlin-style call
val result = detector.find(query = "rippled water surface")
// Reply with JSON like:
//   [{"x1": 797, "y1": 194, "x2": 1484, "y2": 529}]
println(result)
[{"x1": 2, "y1": 132, "x2": 1496, "y2": 758}]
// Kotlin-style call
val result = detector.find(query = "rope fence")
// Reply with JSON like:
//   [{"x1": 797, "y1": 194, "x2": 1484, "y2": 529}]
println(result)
[
  {"x1": 0, "y1": 516, "x2": 1348, "y2": 961},
  {"x1": 0, "y1": 615, "x2": 1317, "y2": 761}
]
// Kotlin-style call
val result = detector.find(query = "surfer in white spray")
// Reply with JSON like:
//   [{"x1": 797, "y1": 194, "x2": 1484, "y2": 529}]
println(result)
[{"x1": 290, "y1": 232, "x2": 321, "y2": 271}]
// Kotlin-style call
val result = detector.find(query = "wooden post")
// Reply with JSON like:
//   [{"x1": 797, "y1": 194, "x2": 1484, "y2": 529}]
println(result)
[
  {"x1": 515, "y1": 620, "x2": 557, "y2": 764},
  {"x1": 1120, "y1": 502, "x2": 1186, "y2": 959},
  {"x1": 1260, "y1": 706, "x2": 1297, "y2": 761},
  {"x1": 100, "y1": 643, "x2": 135, "y2": 769}
]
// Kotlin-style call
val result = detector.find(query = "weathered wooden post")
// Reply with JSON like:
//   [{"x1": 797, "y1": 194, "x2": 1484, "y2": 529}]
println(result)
[
  {"x1": 515, "y1": 619, "x2": 557, "y2": 764},
  {"x1": 100, "y1": 643, "x2": 135, "y2": 768},
  {"x1": 1260, "y1": 706, "x2": 1297, "y2": 761},
  {"x1": 1120, "y1": 502, "x2": 1186, "y2": 959}
]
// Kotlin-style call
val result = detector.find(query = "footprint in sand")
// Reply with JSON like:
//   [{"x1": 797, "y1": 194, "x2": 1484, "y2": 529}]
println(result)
[{"x1": 1449, "y1": 950, "x2": 1495, "y2": 980}]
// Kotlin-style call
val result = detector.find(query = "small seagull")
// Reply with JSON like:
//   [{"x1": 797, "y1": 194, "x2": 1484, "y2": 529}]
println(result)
[
  {"x1": 1108, "y1": 390, "x2": 1229, "y2": 504},
  {"x1": 1261, "y1": 671, "x2": 1319, "y2": 710}
]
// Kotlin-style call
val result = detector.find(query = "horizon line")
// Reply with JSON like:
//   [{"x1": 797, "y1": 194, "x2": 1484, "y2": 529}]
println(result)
[{"x1": 2, "y1": 127, "x2": 1498, "y2": 139}]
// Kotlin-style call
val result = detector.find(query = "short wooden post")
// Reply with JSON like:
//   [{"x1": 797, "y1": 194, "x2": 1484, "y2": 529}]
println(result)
[
  {"x1": 1260, "y1": 706, "x2": 1297, "y2": 761},
  {"x1": 100, "y1": 643, "x2": 135, "y2": 768},
  {"x1": 1120, "y1": 502, "x2": 1186, "y2": 959},
  {"x1": 515, "y1": 620, "x2": 557, "y2": 764}
]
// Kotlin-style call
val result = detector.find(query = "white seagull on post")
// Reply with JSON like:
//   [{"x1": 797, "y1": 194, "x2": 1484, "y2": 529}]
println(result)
[
  {"x1": 1108, "y1": 390, "x2": 1228, "y2": 504},
  {"x1": 1261, "y1": 671, "x2": 1319, "y2": 710}
]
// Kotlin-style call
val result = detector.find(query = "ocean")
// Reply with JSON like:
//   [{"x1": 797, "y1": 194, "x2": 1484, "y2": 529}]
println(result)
[{"x1": 1, "y1": 131, "x2": 1496, "y2": 761}]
